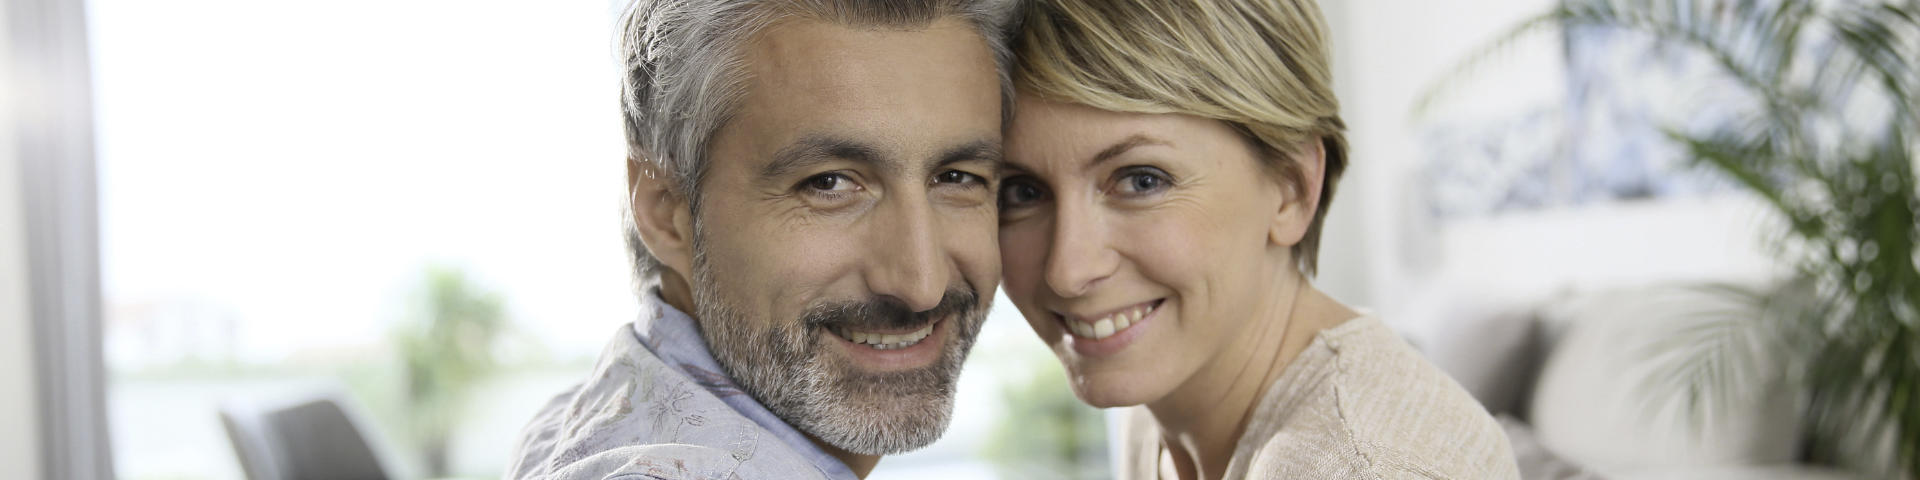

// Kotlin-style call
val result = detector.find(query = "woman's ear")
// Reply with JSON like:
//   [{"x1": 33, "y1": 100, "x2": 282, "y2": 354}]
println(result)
[
  {"x1": 628, "y1": 156, "x2": 696, "y2": 279},
  {"x1": 1269, "y1": 139, "x2": 1326, "y2": 247}
]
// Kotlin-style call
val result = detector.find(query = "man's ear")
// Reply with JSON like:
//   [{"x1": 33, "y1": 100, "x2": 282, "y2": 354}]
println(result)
[
  {"x1": 628, "y1": 155, "x2": 696, "y2": 279},
  {"x1": 1269, "y1": 139, "x2": 1326, "y2": 247}
]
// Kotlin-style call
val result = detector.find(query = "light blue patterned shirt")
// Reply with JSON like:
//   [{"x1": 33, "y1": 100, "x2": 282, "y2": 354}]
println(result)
[{"x1": 505, "y1": 291, "x2": 859, "y2": 480}]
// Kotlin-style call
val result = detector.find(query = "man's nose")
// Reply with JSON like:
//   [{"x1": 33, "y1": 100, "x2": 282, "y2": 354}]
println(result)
[{"x1": 864, "y1": 194, "x2": 947, "y2": 313}]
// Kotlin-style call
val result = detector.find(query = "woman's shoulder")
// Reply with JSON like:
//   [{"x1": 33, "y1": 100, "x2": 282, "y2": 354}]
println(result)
[
  {"x1": 1250, "y1": 316, "x2": 1522, "y2": 479},
  {"x1": 1111, "y1": 407, "x2": 1164, "y2": 480}
]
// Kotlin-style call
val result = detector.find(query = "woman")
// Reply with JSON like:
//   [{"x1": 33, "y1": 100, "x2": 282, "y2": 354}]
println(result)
[{"x1": 996, "y1": 1, "x2": 1520, "y2": 478}]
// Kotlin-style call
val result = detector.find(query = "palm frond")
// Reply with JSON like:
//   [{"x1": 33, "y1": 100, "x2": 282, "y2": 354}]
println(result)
[
  {"x1": 1669, "y1": 131, "x2": 1794, "y2": 210},
  {"x1": 1633, "y1": 283, "x2": 1782, "y2": 435},
  {"x1": 1428, "y1": 0, "x2": 1920, "y2": 476},
  {"x1": 1413, "y1": 12, "x2": 1567, "y2": 116}
]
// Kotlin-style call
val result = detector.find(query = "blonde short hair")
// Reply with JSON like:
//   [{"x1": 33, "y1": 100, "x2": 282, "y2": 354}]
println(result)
[{"x1": 1014, "y1": 0, "x2": 1348, "y2": 276}]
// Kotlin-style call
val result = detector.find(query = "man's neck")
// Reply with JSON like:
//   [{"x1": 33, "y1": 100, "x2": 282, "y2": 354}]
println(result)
[
  {"x1": 658, "y1": 272, "x2": 697, "y2": 316},
  {"x1": 803, "y1": 432, "x2": 880, "y2": 478},
  {"x1": 1146, "y1": 275, "x2": 1356, "y2": 480}
]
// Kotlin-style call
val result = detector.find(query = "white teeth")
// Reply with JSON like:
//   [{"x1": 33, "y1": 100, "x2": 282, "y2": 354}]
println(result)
[
  {"x1": 840, "y1": 323, "x2": 936, "y2": 350},
  {"x1": 1066, "y1": 302, "x2": 1158, "y2": 340}
]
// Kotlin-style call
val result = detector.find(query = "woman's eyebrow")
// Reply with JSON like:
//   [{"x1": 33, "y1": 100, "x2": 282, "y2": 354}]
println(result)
[
  {"x1": 995, "y1": 160, "x2": 1033, "y2": 178},
  {"x1": 997, "y1": 133, "x2": 1169, "y2": 178},
  {"x1": 1087, "y1": 134, "x2": 1168, "y2": 169}
]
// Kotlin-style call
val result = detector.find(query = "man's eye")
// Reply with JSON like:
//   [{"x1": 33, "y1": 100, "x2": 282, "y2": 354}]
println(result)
[
  {"x1": 801, "y1": 173, "x2": 859, "y2": 193},
  {"x1": 934, "y1": 170, "x2": 986, "y2": 186},
  {"x1": 998, "y1": 178, "x2": 1048, "y2": 210}
]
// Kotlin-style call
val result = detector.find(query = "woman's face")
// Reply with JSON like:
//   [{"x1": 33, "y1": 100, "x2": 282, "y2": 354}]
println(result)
[{"x1": 998, "y1": 95, "x2": 1308, "y2": 407}]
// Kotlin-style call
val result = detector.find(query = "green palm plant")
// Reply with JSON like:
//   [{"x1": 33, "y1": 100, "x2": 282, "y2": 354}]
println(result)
[
  {"x1": 982, "y1": 347, "x2": 1110, "y2": 479},
  {"x1": 397, "y1": 266, "x2": 506, "y2": 477},
  {"x1": 1424, "y1": 0, "x2": 1919, "y2": 477}
]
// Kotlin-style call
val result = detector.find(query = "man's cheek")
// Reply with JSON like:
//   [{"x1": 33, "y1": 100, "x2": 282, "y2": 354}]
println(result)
[
  {"x1": 952, "y1": 213, "x2": 998, "y2": 255},
  {"x1": 754, "y1": 230, "x2": 861, "y2": 311},
  {"x1": 771, "y1": 230, "x2": 857, "y2": 276},
  {"x1": 956, "y1": 216, "x2": 1001, "y2": 272}
]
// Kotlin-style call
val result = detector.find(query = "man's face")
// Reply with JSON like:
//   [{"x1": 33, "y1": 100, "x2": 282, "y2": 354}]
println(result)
[{"x1": 686, "y1": 17, "x2": 1001, "y2": 455}]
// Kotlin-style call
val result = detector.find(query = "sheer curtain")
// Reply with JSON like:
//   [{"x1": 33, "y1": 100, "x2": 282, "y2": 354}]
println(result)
[{"x1": 5, "y1": 0, "x2": 116, "y2": 478}]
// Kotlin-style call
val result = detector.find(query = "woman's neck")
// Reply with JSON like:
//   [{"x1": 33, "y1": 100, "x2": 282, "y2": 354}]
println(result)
[{"x1": 1145, "y1": 276, "x2": 1356, "y2": 480}]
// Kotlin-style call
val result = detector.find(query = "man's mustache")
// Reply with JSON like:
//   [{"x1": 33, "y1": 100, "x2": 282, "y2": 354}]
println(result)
[{"x1": 801, "y1": 288, "x2": 980, "y2": 332}]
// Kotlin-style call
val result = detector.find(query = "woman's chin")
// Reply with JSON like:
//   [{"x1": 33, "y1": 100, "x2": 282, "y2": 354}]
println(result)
[{"x1": 1067, "y1": 371, "x2": 1165, "y2": 409}]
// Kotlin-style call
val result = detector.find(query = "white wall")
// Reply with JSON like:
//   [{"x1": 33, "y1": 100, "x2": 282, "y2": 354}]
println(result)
[
  {"x1": 1320, "y1": 0, "x2": 1566, "y2": 310},
  {"x1": 1, "y1": 0, "x2": 48, "y2": 474},
  {"x1": 1303, "y1": 0, "x2": 1369, "y2": 307},
  {"x1": 1319, "y1": 1, "x2": 1783, "y2": 341}
]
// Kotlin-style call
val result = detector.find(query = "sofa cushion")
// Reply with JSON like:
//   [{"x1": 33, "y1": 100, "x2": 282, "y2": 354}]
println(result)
[
  {"x1": 1527, "y1": 284, "x2": 1800, "y2": 474},
  {"x1": 1611, "y1": 465, "x2": 1858, "y2": 480},
  {"x1": 1499, "y1": 414, "x2": 1605, "y2": 480},
  {"x1": 1423, "y1": 303, "x2": 1544, "y2": 416}
]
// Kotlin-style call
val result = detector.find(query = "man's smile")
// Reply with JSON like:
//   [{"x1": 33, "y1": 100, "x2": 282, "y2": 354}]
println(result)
[
  {"x1": 830, "y1": 319, "x2": 938, "y2": 350},
  {"x1": 823, "y1": 314, "x2": 950, "y2": 372}
]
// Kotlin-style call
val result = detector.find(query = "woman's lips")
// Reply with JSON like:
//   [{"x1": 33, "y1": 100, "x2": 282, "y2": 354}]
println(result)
[
  {"x1": 1058, "y1": 298, "x2": 1163, "y2": 357},
  {"x1": 1057, "y1": 298, "x2": 1162, "y2": 340}
]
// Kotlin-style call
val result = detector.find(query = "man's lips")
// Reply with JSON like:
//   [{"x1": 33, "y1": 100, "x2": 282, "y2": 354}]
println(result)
[
  {"x1": 823, "y1": 315, "x2": 951, "y2": 371},
  {"x1": 829, "y1": 320, "x2": 938, "y2": 350}
]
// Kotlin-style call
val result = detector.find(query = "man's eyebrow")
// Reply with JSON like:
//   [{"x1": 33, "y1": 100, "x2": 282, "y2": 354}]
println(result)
[
  {"x1": 933, "y1": 139, "x2": 1002, "y2": 170},
  {"x1": 1089, "y1": 134, "x2": 1167, "y2": 168},
  {"x1": 761, "y1": 135, "x2": 886, "y2": 179}
]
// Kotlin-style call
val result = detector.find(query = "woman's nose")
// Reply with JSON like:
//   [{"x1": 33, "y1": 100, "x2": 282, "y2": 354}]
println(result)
[{"x1": 1044, "y1": 203, "x2": 1118, "y2": 299}]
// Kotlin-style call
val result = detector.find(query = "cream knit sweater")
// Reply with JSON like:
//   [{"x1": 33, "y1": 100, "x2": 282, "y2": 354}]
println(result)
[{"x1": 1115, "y1": 316, "x2": 1521, "y2": 479}]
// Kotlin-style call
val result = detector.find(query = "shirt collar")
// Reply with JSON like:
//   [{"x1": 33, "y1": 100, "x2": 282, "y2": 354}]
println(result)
[{"x1": 631, "y1": 289, "x2": 859, "y2": 480}]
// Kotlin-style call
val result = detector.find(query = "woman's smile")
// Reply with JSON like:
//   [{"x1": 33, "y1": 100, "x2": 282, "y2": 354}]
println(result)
[{"x1": 1054, "y1": 298, "x2": 1165, "y2": 356}]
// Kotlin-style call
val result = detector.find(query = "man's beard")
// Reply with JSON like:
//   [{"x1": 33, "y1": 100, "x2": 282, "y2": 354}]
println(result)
[{"x1": 687, "y1": 248, "x2": 987, "y2": 456}]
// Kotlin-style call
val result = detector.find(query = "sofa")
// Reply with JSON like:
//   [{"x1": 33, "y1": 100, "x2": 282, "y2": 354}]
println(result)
[{"x1": 1417, "y1": 282, "x2": 1863, "y2": 480}]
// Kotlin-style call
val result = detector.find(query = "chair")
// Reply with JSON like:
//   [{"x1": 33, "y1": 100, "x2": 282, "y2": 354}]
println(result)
[{"x1": 219, "y1": 390, "x2": 396, "y2": 480}]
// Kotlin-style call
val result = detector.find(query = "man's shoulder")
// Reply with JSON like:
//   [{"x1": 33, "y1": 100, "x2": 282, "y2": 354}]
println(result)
[
  {"x1": 521, "y1": 443, "x2": 815, "y2": 480},
  {"x1": 503, "y1": 326, "x2": 828, "y2": 480}
]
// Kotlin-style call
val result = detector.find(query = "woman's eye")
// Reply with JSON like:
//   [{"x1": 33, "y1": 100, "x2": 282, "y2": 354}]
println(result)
[
  {"x1": 934, "y1": 170, "x2": 986, "y2": 187},
  {"x1": 998, "y1": 178, "x2": 1048, "y2": 209},
  {"x1": 1114, "y1": 167, "x2": 1173, "y2": 195},
  {"x1": 801, "y1": 173, "x2": 859, "y2": 193}
]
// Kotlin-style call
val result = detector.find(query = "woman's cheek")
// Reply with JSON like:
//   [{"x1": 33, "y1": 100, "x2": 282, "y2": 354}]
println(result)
[{"x1": 997, "y1": 225, "x2": 1047, "y2": 303}]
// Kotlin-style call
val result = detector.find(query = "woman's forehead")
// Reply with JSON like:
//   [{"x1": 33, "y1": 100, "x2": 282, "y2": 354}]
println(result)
[{"x1": 1004, "y1": 102, "x2": 1249, "y2": 176}]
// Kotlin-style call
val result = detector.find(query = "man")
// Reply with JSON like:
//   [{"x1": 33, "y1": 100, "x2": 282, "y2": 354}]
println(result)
[{"x1": 506, "y1": 1, "x2": 1014, "y2": 479}]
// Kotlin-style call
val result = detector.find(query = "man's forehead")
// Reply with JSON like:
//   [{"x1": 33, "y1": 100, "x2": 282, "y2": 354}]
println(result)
[
  {"x1": 719, "y1": 16, "x2": 1003, "y2": 173},
  {"x1": 742, "y1": 17, "x2": 994, "y2": 113}
]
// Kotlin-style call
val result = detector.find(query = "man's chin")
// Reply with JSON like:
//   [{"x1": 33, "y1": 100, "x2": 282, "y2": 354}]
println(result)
[
  {"x1": 795, "y1": 385, "x2": 956, "y2": 456},
  {"x1": 793, "y1": 328, "x2": 971, "y2": 455}
]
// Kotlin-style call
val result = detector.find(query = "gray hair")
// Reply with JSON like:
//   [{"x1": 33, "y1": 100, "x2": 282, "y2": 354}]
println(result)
[{"x1": 618, "y1": 0, "x2": 1020, "y2": 288}]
